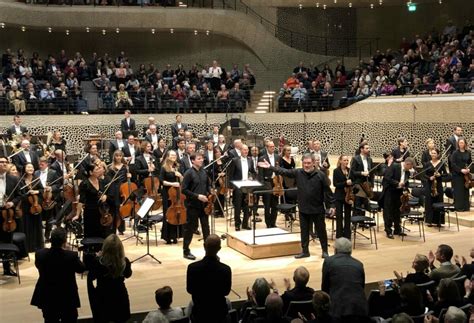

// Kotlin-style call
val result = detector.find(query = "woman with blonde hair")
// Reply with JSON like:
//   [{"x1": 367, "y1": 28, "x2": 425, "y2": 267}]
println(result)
[
  {"x1": 86, "y1": 234, "x2": 132, "y2": 323},
  {"x1": 421, "y1": 138, "x2": 436, "y2": 165},
  {"x1": 332, "y1": 155, "x2": 352, "y2": 239}
]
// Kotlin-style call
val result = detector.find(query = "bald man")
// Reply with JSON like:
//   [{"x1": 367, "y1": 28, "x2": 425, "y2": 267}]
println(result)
[
  {"x1": 186, "y1": 234, "x2": 232, "y2": 323},
  {"x1": 281, "y1": 266, "x2": 314, "y2": 313}
]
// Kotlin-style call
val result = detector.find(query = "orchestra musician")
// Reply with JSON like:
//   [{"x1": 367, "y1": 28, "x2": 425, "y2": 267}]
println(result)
[
  {"x1": 120, "y1": 110, "x2": 136, "y2": 133},
  {"x1": 207, "y1": 125, "x2": 220, "y2": 145},
  {"x1": 258, "y1": 153, "x2": 335, "y2": 259},
  {"x1": 380, "y1": 157, "x2": 415, "y2": 239},
  {"x1": 48, "y1": 130, "x2": 67, "y2": 155},
  {"x1": 21, "y1": 162, "x2": 44, "y2": 252},
  {"x1": 172, "y1": 128, "x2": 186, "y2": 151},
  {"x1": 5, "y1": 115, "x2": 28, "y2": 140},
  {"x1": 143, "y1": 116, "x2": 157, "y2": 137},
  {"x1": 160, "y1": 150, "x2": 183, "y2": 244},
  {"x1": 181, "y1": 152, "x2": 211, "y2": 260},
  {"x1": 0, "y1": 155, "x2": 22, "y2": 276},
  {"x1": 228, "y1": 139, "x2": 243, "y2": 159},
  {"x1": 445, "y1": 126, "x2": 463, "y2": 169},
  {"x1": 349, "y1": 143, "x2": 374, "y2": 216},
  {"x1": 135, "y1": 141, "x2": 159, "y2": 184},
  {"x1": 332, "y1": 155, "x2": 352, "y2": 239},
  {"x1": 144, "y1": 124, "x2": 161, "y2": 151},
  {"x1": 108, "y1": 131, "x2": 126, "y2": 160},
  {"x1": 176, "y1": 138, "x2": 186, "y2": 160},
  {"x1": 12, "y1": 139, "x2": 40, "y2": 173},
  {"x1": 171, "y1": 114, "x2": 188, "y2": 139},
  {"x1": 122, "y1": 135, "x2": 140, "y2": 181},
  {"x1": 203, "y1": 140, "x2": 215, "y2": 166},
  {"x1": 228, "y1": 144, "x2": 256, "y2": 231},
  {"x1": 392, "y1": 137, "x2": 410, "y2": 163},
  {"x1": 179, "y1": 142, "x2": 196, "y2": 175},
  {"x1": 258, "y1": 140, "x2": 281, "y2": 228},
  {"x1": 250, "y1": 146, "x2": 262, "y2": 220},
  {"x1": 107, "y1": 150, "x2": 129, "y2": 235},
  {"x1": 77, "y1": 143, "x2": 100, "y2": 181},
  {"x1": 450, "y1": 138, "x2": 472, "y2": 212},
  {"x1": 208, "y1": 147, "x2": 226, "y2": 218},
  {"x1": 312, "y1": 140, "x2": 330, "y2": 171},
  {"x1": 423, "y1": 149, "x2": 448, "y2": 226},
  {"x1": 35, "y1": 157, "x2": 60, "y2": 243},
  {"x1": 152, "y1": 138, "x2": 168, "y2": 166},
  {"x1": 217, "y1": 134, "x2": 228, "y2": 154},
  {"x1": 76, "y1": 162, "x2": 108, "y2": 238},
  {"x1": 421, "y1": 138, "x2": 436, "y2": 166}
]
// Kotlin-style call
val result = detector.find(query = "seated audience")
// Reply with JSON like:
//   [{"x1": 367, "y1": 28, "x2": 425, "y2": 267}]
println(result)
[
  {"x1": 394, "y1": 254, "x2": 431, "y2": 285},
  {"x1": 280, "y1": 266, "x2": 314, "y2": 313},
  {"x1": 428, "y1": 244, "x2": 461, "y2": 283},
  {"x1": 143, "y1": 286, "x2": 185, "y2": 322},
  {"x1": 432, "y1": 278, "x2": 463, "y2": 317}
]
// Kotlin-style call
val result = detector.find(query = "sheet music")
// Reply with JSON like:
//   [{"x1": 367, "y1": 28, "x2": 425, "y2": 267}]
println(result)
[{"x1": 137, "y1": 197, "x2": 155, "y2": 218}]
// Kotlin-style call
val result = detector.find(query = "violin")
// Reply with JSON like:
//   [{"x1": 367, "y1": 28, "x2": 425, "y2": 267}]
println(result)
[
  {"x1": 42, "y1": 185, "x2": 56, "y2": 211},
  {"x1": 27, "y1": 179, "x2": 43, "y2": 215},
  {"x1": 166, "y1": 185, "x2": 187, "y2": 226},
  {"x1": 1, "y1": 194, "x2": 16, "y2": 233},
  {"x1": 98, "y1": 190, "x2": 112, "y2": 227},
  {"x1": 119, "y1": 164, "x2": 140, "y2": 219},
  {"x1": 272, "y1": 161, "x2": 284, "y2": 197},
  {"x1": 218, "y1": 175, "x2": 228, "y2": 195},
  {"x1": 399, "y1": 189, "x2": 412, "y2": 214},
  {"x1": 205, "y1": 193, "x2": 216, "y2": 216},
  {"x1": 464, "y1": 163, "x2": 474, "y2": 189},
  {"x1": 343, "y1": 169, "x2": 354, "y2": 205},
  {"x1": 143, "y1": 156, "x2": 162, "y2": 211}
]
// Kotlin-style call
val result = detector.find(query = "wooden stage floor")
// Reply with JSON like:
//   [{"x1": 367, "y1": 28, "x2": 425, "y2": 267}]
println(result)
[{"x1": 0, "y1": 210, "x2": 473, "y2": 322}]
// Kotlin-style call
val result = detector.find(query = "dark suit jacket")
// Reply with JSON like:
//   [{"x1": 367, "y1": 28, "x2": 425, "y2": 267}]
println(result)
[
  {"x1": 321, "y1": 253, "x2": 368, "y2": 318},
  {"x1": 349, "y1": 154, "x2": 374, "y2": 185},
  {"x1": 144, "y1": 134, "x2": 161, "y2": 147},
  {"x1": 332, "y1": 167, "x2": 350, "y2": 201},
  {"x1": 258, "y1": 152, "x2": 281, "y2": 183},
  {"x1": 228, "y1": 156, "x2": 257, "y2": 188},
  {"x1": 12, "y1": 150, "x2": 40, "y2": 173},
  {"x1": 31, "y1": 247, "x2": 86, "y2": 310},
  {"x1": 34, "y1": 169, "x2": 61, "y2": 195},
  {"x1": 0, "y1": 174, "x2": 22, "y2": 242},
  {"x1": 281, "y1": 286, "x2": 315, "y2": 313},
  {"x1": 179, "y1": 154, "x2": 192, "y2": 175},
  {"x1": 6, "y1": 125, "x2": 28, "y2": 140},
  {"x1": 120, "y1": 118, "x2": 136, "y2": 132},
  {"x1": 379, "y1": 162, "x2": 410, "y2": 208},
  {"x1": 50, "y1": 160, "x2": 67, "y2": 178},
  {"x1": 445, "y1": 135, "x2": 458, "y2": 155},
  {"x1": 122, "y1": 144, "x2": 141, "y2": 160},
  {"x1": 392, "y1": 147, "x2": 410, "y2": 162},
  {"x1": 171, "y1": 122, "x2": 188, "y2": 138},
  {"x1": 108, "y1": 139, "x2": 126, "y2": 159},
  {"x1": 187, "y1": 255, "x2": 232, "y2": 323},
  {"x1": 135, "y1": 155, "x2": 159, "y2": 182}
]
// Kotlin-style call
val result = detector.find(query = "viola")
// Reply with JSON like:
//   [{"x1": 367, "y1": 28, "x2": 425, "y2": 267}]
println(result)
[
  {"x1": 166, "y1": 186, "x2": 187, "y2": 225},
  {"x1": 1, "y1": 208, "x2": 16, "y2": 233},
  {"x1": 42, "y1": 186, "x2": 56, "y2": 211},
  {"x1": 399, "y1": 189, "x2": 412, "y2": 214},
  {"x1": 204, "y1": 193, "x2": 216, "y2": 216},
  {"x1": 15, "y1": 201, "x2": 23, "y2": 218},
  {"x1": 143, "y1": 158, "x2": 162, "y2": 211},
  {"x1": 343, "y1": 169, "x2": 354, "y2": 205},
  {"x1": 272, "y1": 161, "x2": 284, "y2": 197}
]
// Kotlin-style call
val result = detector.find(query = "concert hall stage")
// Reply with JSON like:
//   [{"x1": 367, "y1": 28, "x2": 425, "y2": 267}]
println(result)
[
  {"x1": 226, "y1": 228, "x2": 301, "y2": 259},
  {"x1": 448, "y1": 210, "x2": 474, "y2": 228}
]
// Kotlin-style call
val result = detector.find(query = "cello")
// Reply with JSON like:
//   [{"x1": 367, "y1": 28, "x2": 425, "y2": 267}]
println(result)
[
  {"x1": 166, "y1": 183, "x2": 187, "y2": 226},
  {"x1": 119, "y1": 162, "x2": 139, "y2": 219},
  {"x1": 143, "y1": 156, "x2": 162, "y2": 211}
]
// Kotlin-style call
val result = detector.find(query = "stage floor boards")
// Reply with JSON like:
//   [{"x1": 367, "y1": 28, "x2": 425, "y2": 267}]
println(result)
[{"x1": 1, "y1": 210, "x2": 473, "y2": 322}]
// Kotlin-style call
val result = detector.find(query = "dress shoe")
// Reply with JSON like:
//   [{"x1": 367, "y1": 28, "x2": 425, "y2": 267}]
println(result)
[
  {"x1": 194, "y1": 229, "x2": 201, "y2": 235},
  {"x1": 235, "y1": 226, "x2": 241, "y2": 231},
  {"x1": 165, "y1": 240, "x2": 172, "y2": 245},
  {"x1": 242, "y1": 225, "x2": 251, "y2": 230},
  {"x1": 386, "y1": 233, "x2": 394, "y2": 239},
  {"x1": 322, "y1": 251, "x2": 329, "y2": 259},
  {"x1": 172, "y1": 239, "x2": 178, "y2": 244},
  {"x1": 183, "y1": 253, "x2": 196, "y2": 260},
  {"x1": 3, "y1": 270, "x2": 17, "y2": 277},
  {"x1": 294, "y1": 252, "x2": 310, "y2": 259}
]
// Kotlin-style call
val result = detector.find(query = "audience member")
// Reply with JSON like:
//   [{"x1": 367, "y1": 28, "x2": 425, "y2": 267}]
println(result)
[
  {"x1": 143, "y1": 286, "x2": 185, "y2": 322},
  {"x1": 280, "y1": 266, "x2": 314, "y2": 313},
  {"x1": 428, "y1": 244, "x2": 461, "y2": 282},
  {"x1": 394, "y1": 254, "x2": 431, "y2": 285},
  {"x1": 432, "y1": 278, "x2": 463, "y2": 317}
]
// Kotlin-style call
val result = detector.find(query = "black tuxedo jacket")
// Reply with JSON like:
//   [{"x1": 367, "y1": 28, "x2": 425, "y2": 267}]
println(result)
[
  {"x1": 120, "y1": 118, "x2": 136, "y2": 132},
  {"x1": 12, "y1": 150, "x2": 40, "y2": 173},
  {"x1": 445, "y1": 135, "x2": 458, "y2": 155},
  {"x1": 171, "y1": 122, "x2": 188, "y2": 138},
  {"x1": 6, "y1": 125, "x2": 28, "y2": 140},
  {"x1": 34, "y1": 169, "x2": 61, "y2": 195},
  {"x1": 135, "y1": 155, "x2": 159, "y2": 182},
  {"x1": 122, "y1": 144, "x2": 141, "y2": 159},
  {"x1": 228, "y1": 156, "x2": 257, "y2": 188},
  {"x1": 108, "y1": 139, "x2": 126, "y2": 159},
  {"x1": 349, "y1": 154, "x2": 374, "y2": 185},
  {"x1": 50, "y1": 160, "x2": 67, "y2": 179},
  {"x1": 258, "y1": 152, "x2": 281, "y2": 182},
  {"x1": 31, "y1": 247, "x2": 85, "y2": 310},
  {"x1": 217, "y1": 143, "x2": 229, "y2": 154},
  {"x1": 144, "y1": 134, "x2": 161, "y2": 146},
  {"x1": 391, "y1": 147, "x2": 410, "y2": 162},
  {"x1": 382, "y1": 162, "x2": 410, "y2": 191},
  {"x1": 186, "y1": 255, "x2": 232, "y2": 322},
  {"x1": 0, "y1": 174, "x2": 22, "y2": 242},
  {"x1": 179, "y1": 154, "x2": 192, "y2": 175}
]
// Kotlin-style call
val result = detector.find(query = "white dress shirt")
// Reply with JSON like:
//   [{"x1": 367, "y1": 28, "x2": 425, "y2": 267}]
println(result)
[
  {"x1": 207, "y1": 150, "x2": 214, "y2": 162},
  {"x1": 400, "y1": 164, "x2": 406, "y2": 184},
  {"x1": 40, "y1": 169, "x2": 48, "y2": 188},
  {"x1": 0, "y1": 172, "x2": 6, "y2": 198},
  {"x1": 241, "y1": 157, "x2": 249, "y2": 181},
  {"x1": 23, "y1": 150, "x2": 32, "y2": 163},
  {"x1": 362, "y1": 155, "x2": 368, "y2": 172},
  {"x1": 14, "y1": 125, "x2": 22, "y2": 135},
  {"x1": 117, "y1": 140, "x2": 124, "y2": 150},
  {"x1": 128, "y1": 144, "x2": 136, "y2": 164}
]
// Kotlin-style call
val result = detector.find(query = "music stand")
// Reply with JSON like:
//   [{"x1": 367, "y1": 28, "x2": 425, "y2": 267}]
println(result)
[
  {"x1": 121, "y1": 188, "x2": 144, "y2": 245},
  {"x1": 131, "y1": 198, "x2": 161, "y2": 264},
  {"x1": 231, "y1": 180, "x2": 263, "y2": 245}
]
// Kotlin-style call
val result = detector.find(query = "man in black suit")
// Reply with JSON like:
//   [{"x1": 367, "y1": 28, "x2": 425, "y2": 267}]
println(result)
[
  {"x1": 0, "y1": 155, "x2": 22, "y2": 276},
  {"x1": 391, "y1": 137, "x2": 410, "y2": 163},
  {"x1": 144, "y1": 124, "x2": 161, "y2": 150},
  {"x1": 120, "y1": 110, "x2": 136, "y2": 133},
  {"x1": 179, "y1": 142, "x2": 196, "y2": 175},
  {"x1": 259, "y1": 153, "x2": 335, "y2": 259},
  {"x1": 50, "y1": 149, "x2": 68, "y2": 179},
  {"x1": 5, "y1": 115, "x2": 28, "y2": 140},
  {"x1": 171, "y1": 114, "x2": 188, "y2": 139},
  {"x1": 380, "y1": 158, "x2": 414, "y2": 239},
  {"x1": 349, "y1": 143, "x2": 374, "y2": 216},
  {"x1": 122, "y1": 135, "x2": 140, "y2": 182},
  {"x1": 258, "y1": 140, "x2": 281, "y2": 228},
  {"x1": 35, "y1": 157, "x2": 61, "y2": 242},
  {"x1": 12, "y1": 139, "x2": 40, "y2": 173},
  {"x1": 186, "y1": 234, "x2": 232, "y2": 323},
  {"x1": 322, "y1": 237, "x2": 368, "y2": 323},
  {"x1": 312, "y1": 140, "x2": 330, "y2": 171},
  {"x1": 31, "y1": 227, "x2": 86, "y2": 322},
  {"x1": 142, "y1": 116, "x2": 157, "y2": 137},
  {"x1": 108, "y1": 130, "x2": 126, "y2": 160},
  {"x1": 445, "y1": 126, "x2": 463, "y2": 169},
  {"x1": 227, "y1": 139, "x2": 243, "y2": 159},
  {"x1": 228, "y1": 144, "x2": 256, "y2": 231},
  {"x1": 293, "y1": 61, "x2": 308, "y2": 75}
]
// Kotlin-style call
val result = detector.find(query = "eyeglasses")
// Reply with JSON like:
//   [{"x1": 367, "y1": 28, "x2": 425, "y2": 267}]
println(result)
[{"x1": 0, "y1": 161, "x2": 8, "y2": 164}]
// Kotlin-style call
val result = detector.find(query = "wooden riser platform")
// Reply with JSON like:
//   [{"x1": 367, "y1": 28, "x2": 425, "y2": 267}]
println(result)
[
  {"x1": 226, "y1": 228, "x2": 301, "y2": 259},
  {"x1": 448, "y1": 210, "x2": 474, "y2": 228}
]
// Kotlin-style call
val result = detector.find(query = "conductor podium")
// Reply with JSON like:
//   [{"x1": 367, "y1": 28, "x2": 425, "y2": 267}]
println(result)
[{"x1": 226, "y1": 180, "x2": 301, "y2": 259}]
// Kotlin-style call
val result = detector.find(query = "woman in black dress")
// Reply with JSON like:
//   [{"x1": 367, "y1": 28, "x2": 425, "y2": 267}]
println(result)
[
  {"x1": 332, "y1": 155, "x2": 352, "y2": 239},
  {"x1": 153, "y1": 138, "x2": 168, "y2": 168},
  {"x1": 420, "y1": 138, "x2": 436, "y2": 166},
  {"x1": 85, "y1": 234, "x2": 132, "y2": 323},
  {"x1": 48, "y1": 130, "x2": 67, "y2": 154},
  {"x1": 210, "y1": 147, "x2": 226, "y2": 217},
  {"x1": 107, "y1": 150, "x2": 128, "y2": 235},
  {"x1": 159, "y1": 150, "x2": 183, "y2": 244},
  {"x1": 280, "y1": 145, "x2": 296, "y2": 205},
  {"x1": 450, "y1": 138, "x2": 472, "y2": 211},
  {"x1": 21, "y1": 162, "x2": 44, "y2": 253},
  {"x1": 78, "y1": 163, "x2": 107, "y2": 238},
  {"x1": 423, "y1": 149, "x2": 449, "y2": 226}
]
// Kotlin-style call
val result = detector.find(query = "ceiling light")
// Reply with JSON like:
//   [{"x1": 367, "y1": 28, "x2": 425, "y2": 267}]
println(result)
[
  {"x1": 370, "y1": 3, "x2": 374, "y2": 9},
  {"x1": 323, "y1": 4, "x2": 327, "y2": 9},
  {"x1": 86, "y1": 27, "x2": 90, "y2": 33},
  {"x1": 348, "y1": 2, "x2": 352, "y2": 7},
  {"x1": 151, "y1": 28, "x2": 155, "y2": 34},
  {"x1": 334, "y1": 0, "x2": 337, "y2": 3},
  {"x1": 0, "y1": 23, "x2": 5, "y2": 29},
  {"x1": 65, "y1": 29, "x2": 70, "y2": 35},
  {"x1": 21, "y1": 26, "x2": 26, "y2": 32},
  {"x1": 48, "y1": 27, "x2": 52, "y2": 33},
  {"x1": 116, "y1": 28, "x2": 120, "y2": 34},
  {"x1": 102, "y1": 29, "x2": 106, "y2": 35},
  {"x1": 205, "y1": 30, "x2": 210, "y2": 35},
  {"x1": 170, "y1": 28, "x2": 174, "y2": 34},
  {"x1": 298, "y1": 3, "x2": 303, "y2": 9},
  {"x1": 194, "y1": 30, "x2": 198, "y2": 35}
]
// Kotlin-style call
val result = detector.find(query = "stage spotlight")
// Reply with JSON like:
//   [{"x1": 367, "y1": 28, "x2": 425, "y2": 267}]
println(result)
[
  {"x1": 151, "y1": 28, "x2": 155, "y2": 34},
  {"x1": 21, "y1": 26, "x2": 26, "y2": 32}
]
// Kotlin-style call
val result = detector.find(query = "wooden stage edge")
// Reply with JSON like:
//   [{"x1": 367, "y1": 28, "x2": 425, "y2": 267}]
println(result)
[{"x1": 227, "y1": 228, "x2": 301, "y2": 259}]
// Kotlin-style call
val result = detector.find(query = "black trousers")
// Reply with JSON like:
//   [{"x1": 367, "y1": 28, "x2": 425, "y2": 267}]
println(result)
[
  {"x1": 353, "y1": 195, "x2": 369, "y2": 217},
  {"x1": 42, "y1": 307, "x2": 78, "y2": 323},
  {"x1": 232, "y1": 189, "x2": 250, "y2": 228},
  {"x1": 262, "y1": 182, "x2": 279, "y2": 228},
  {"x1": 383, "y1": 190, "x2": 402, "y2": 234},
  {"x1": 335, "y1": 199, "x2": 352, "y2": 239},
  {"x1": 183, "y1": 207, "x2": 210, "y2": 254},
  {"x1": 300, "y1": 212, "x2": 327, "y2": 254}
]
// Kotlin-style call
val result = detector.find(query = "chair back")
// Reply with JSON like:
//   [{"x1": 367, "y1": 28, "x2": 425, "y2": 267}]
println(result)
[
  {"x1": 285, "y1": 300, "x2": 314, "y2": 319},
  {"x1": 444, "y1": 187, "x2": 454, "y2": 199},
  {"x1": 170, "y1": 317, "x2": 189, "y2": 323},
  {"x1": 368, "y1": 289, "x2": 401, "y2": 319},
  {"x1": 451, "y1": 274, "x2": 467, "y2": 296}
]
